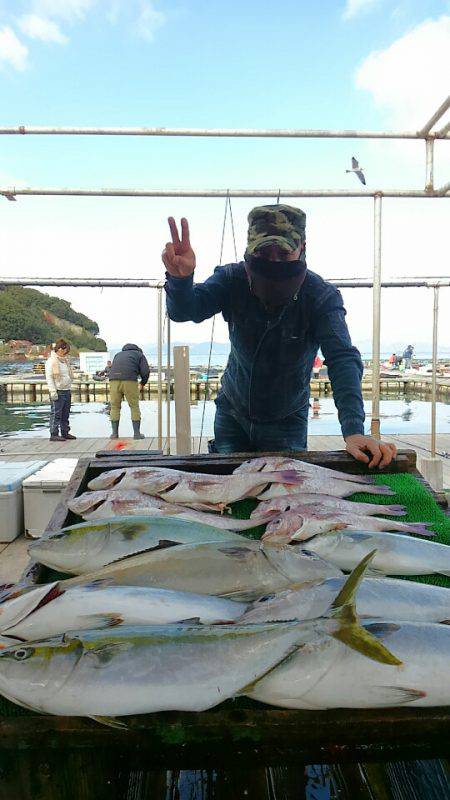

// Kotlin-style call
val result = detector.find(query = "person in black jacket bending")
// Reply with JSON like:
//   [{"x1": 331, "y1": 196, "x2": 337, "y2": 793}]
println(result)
[{"x1": 108, "y1": 344, "x2": 150, "y2": 439}]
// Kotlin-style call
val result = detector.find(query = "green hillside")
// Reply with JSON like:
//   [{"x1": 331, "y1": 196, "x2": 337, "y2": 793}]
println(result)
[{"x1": 0, "y1": 286, "x2": 106, "y2": 351}]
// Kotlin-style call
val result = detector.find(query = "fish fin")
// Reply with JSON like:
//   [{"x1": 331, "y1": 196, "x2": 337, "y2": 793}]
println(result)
[
  {"x1": 217, "y1": 545, "x2": 253, "y2": 560},
  {"x1": 89, "y1": 715, "x2": 128, "y2": 730},
  {"x1": 85, "y1": 641, "x2": 132, "y2": 665},
  {"x1": 328, "y1": 550, "x2": 402, "y2": 666},
  {"x1": 368, "y1": 686, "x2": 426, "y2": 705},
  {"x1": 406, "y1": 523, "x2": 435, "y2": 537},
  {"x1": 104, "y1": 542, "x2": 178, "y2": 566},
  {"x1": 267, "y1": 470, "x2": 305, "y2": 485},
  {"x1": 367, "y1": 485, "x2": 396, "y2": 496},
  {"x1": 384, "y1": 505, "x2": 406, "y2": 516},
  {"x1": 440, "y1": 619, "x2": 450, "y2": 625},
  {"x1": 83, "y1": 579, "x2": 115, "y2": 590},
  {"x1": 79, "y1": 613, "x2": 123, "y2": 629},
  {"x1": 343, "y1": 532, "x2": 374, "y2": 543},
  {"x1": 363, "y1": 622, "x2": 402, "y2": 637}
]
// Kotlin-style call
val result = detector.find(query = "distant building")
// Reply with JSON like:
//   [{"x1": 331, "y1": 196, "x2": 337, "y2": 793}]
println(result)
[{"x1": 7, "y1": 339, "x2": 33, "y2": 354}]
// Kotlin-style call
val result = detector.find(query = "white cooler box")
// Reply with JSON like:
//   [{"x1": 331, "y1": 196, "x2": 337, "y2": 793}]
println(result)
[
  {"x1": 0, "y1": 461, "x2": 47, "y2": 542},
  {"x1": 23, "y1": 459, "x2": 78, "y2": 539}
]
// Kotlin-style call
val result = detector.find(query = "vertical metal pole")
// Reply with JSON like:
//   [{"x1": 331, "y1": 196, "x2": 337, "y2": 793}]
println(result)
[
  {"x1": 371, "y1": 193, "x2": 382, "y2": 439},
  {"x1": 173, "y1": 345, "x2": 192, "y2": 454},
  {"x1": 157, "y1": 288, "x2": 163, "y2": 450},
  {"x1": 166, "y1": 314, "x2": 171, "y2": 454},
  {"x1": 425, "y1": 138, "x2": 434, "y2": 192},
  {"x1": 431, "y1": 285, "x2": 439, "y2": 457}
]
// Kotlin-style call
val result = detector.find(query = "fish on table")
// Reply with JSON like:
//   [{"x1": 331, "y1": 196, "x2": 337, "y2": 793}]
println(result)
[
  {"x1": 287, "y1": 529, "x2": 450, "y2": 577},
  {"x1": 241, "y1": 576, "x2": 450, "y2": 625},
  {"x1": 135, "y1": 469, "x2": 305, "y2": 509},
  {"x1": 234, "y1": 456, "x2": 376, "y2": 485},
  {"x1": 67, "y1": 491, "x2": 267, "y2": 530},
  {"x1": 28, "y1": 516, "x2": 248, "y2": 575},
  {"x1": 262, "y1": 507, "x2": 433, "y2": 543},
  {"x1": 0, "y1": 552, "x2": 401, "y2": 718},
  {"x1": 246, "y1": 620, "x2": 450, "y2": 709},
  {"x1": 256, "y1": 475, "x2": 395, "y2": 501},
  {"x1": 88, "y1": 466, "x2": 186, "y2": 491},
  {"x1": 61, "y1": 539, "x2": 344, "y2": 601},
  {"x1": 0, "y1": 583, "x2": 248, "y2": 641},
  {"x1": 251, "y1": 494, "x2": 406, "y2": 520}
]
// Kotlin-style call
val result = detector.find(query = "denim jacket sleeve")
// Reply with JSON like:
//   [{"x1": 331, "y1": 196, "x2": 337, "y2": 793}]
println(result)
[
  {"x1": 314, "y1": 288, "x2": 365, "y2": 439},
  {"x1": 164, "y1": 266, "x2": 230, "y2": 323}
]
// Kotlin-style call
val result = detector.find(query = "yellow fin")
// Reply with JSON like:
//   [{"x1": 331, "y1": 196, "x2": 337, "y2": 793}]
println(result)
[{"x1": 328, "y1": 550, "x2": 402, "y2": 667}]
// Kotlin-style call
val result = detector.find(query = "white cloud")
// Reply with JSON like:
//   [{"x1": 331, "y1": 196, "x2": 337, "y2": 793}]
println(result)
[
  {"x1": 343, "y1": 0, "x2": 381, "y2": 20},
  {"x1": 29, "y1": 0, "x2": 97, "y2": 23},
  {"x1": 355, "y1": 15, "x2": 450, "y2": 128},
  {"x1": 0, "y1": 25, "x2": 28, "y2": 70},
  {"x1": 18, "y1": 14, "x2": 68, "y2": 43},
  {"x1": 135, "y1": 1, "x2": 165, "y2": 41}
]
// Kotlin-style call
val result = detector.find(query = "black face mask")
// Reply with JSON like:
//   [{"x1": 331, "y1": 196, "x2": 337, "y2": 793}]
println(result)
[{"x1": 245, "y1": 255, "x2": 307, "y2": 310}]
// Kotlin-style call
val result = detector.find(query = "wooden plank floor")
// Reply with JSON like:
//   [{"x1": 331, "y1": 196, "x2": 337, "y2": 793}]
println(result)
[{"x1": 0, "y1": 433, "x2": 449, "y2": 584}]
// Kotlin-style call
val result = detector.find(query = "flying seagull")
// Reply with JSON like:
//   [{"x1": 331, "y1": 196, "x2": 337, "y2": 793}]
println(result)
[{"x1": 346, "y1": 156, "x2": 366, "y2": 185}]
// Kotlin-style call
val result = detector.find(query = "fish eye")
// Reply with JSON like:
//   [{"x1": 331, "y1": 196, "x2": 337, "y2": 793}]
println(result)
[{"x1": 14, "y1": 647, "x2": 34, "y2": 661}]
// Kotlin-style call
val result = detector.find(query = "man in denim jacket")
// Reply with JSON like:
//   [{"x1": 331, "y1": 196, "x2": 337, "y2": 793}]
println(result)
[{"x1": 163, "y1": 205, "x2": 396, "y2": 468}]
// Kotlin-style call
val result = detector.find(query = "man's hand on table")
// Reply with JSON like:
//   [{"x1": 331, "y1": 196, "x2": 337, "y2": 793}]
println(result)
[
  {"x1": 345, "y1": 434, "x2": 397, "y2": 469},
  {"x1": 162, "y1": 217, "x2": 196, "y2": 277}
]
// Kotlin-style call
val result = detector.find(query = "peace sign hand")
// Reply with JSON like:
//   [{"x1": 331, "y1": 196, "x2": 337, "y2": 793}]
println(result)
[{"x1": 162, "y1": 217, "x2": 196, "y2": 277}]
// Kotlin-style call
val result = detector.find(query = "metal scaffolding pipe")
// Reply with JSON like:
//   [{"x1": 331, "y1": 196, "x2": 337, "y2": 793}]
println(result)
[
  {"x1": 437, "y1": 120, "x2": 450, "y2": 137},
  {"x1": 425, "y1": 139, "x2": 434, "y2": 191},
  {"x1": 1, "y1": 276, "x2": 449, "y2": 289},
  {"x1": 371, "y1": 194, "x2": 382, "y2": 439},
  {"x1": 1, "y1": 125, "x2": 449, "y2": 140},
  {"x1": 418, "y1": 96, "x2": 450, "y2": 136},
  {"x1": 157, "y1": 287, "x2": 163, "y2": 451},
  {"x1": 2, "y1": 187, "x2": 450, "y2": 200},
  {"x1": 431, "y1": 286, "x2": 439, "y2": 458},
  {"x1": 437, "y1": 181, "x2": 450, "y2": 195},
  {"x1": 166, "y1": 314, "x2": 171, "y2": 455},
  {"x1": 0, "y1": 277, "x2": 164, "y2": 288}
]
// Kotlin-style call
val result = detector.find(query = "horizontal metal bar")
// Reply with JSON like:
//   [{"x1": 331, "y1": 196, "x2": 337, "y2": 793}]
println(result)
[
  {"x1": 0, "y1": 125, "x2": 449, "y2": 140},
  {"x1": 2, "y1": 187, "x2": 450, "y2": 199},
  {"x1": 418, "y1": 96, "x2": 450, "y2": 136},
  {"x1": 1, "y1": 277, "x2": 449, "y2": 289},
  {"x1": 0, "y1": 277, "x2": 165, "y2": 288}
]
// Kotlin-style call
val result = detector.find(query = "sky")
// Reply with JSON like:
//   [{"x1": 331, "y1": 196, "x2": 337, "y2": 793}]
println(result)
[{"x1": 0, "y1": 0, "x2": 449, "y2": 357}]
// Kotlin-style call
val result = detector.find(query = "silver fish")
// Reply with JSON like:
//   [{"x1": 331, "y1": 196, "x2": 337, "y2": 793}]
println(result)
[
  {"x1": 295, "y1": 529, "x2": 450, "y2": 577},
  {"x1": 247, "y1": 621, "x2": 450, "y2": 709},
  {"x1": 29, "y1": 516, "x2": 248, "y2": 575},
  {"x1": 68, "y1": 491, "x2": 265, "y2": 530},
  {"x1": 242, "y1": 576, "x2": 450, "y2": 625},
  {"x1": 251, "y1": 494, "x2": 406, "y2": 520},
  {"x1": 0, "y1": 583, "x2": 247, "y2": 640},
  {"x1": 257, "y1": 475, "x2": 395, "y2": 501},
  {"x1": 0, "y1": 553, "x2": 400, "y2": 717},
  {"x1": 137, "y1": 469, "x2": 305, "y2": 509},
  {"x1": 62, "y1": 539, "x2": 343, "y2": 601},
  {"x1": 234, "y1": 456, "x2": 375, "y2": 484},
  {"x1": 262, "y1": 507, "x2": 433, "y2": 543}
]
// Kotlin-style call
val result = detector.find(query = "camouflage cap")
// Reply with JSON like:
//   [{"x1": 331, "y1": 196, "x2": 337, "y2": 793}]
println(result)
[{"x1": 245, "y1": 204, "x2": 306, "y2": 257}]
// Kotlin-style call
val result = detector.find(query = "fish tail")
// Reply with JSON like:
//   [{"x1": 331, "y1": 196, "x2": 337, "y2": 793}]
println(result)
[
  {"x1": 364, "y1": 485, "x2": 396, "y2": 496},
  {"x1": 343, "y1": 474, "x2": 376, "y2": 484},
  {"x1": 404, "y1": 522, "x2": 435, "y2": 537},
  {"x1": 327, "y1": 550, "x2": 402, "y2": 667},
  {"x1": 383, "y1": 504, "x2": 407, "y2": 516}
]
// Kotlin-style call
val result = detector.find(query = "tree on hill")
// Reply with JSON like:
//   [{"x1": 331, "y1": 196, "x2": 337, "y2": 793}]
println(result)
[{"x1": 0, "y1": 286, "x2": 106, "y2": 351}]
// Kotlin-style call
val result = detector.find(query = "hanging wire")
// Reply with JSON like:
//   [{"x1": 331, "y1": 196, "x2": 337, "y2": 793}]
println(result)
[{"x1": 198, "y1": 191, "x2": 236, "y2": 452}]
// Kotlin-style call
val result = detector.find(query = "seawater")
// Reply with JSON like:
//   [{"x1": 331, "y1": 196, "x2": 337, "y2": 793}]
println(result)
[{"x1": 0, "y1": 395, "x2": 449, "y2": 438}]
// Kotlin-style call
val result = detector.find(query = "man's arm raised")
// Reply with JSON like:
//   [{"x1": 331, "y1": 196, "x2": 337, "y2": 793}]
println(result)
[{"x1": 162, "y1": 216, "x2": 229, "y2": 323}]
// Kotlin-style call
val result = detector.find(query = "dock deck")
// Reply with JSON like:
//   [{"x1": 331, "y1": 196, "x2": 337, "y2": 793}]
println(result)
[{"x1": 1, "y1": 434, "x2": 449, "y2": 584}]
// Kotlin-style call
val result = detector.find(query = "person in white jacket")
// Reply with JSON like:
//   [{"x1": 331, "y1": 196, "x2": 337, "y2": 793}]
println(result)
[{"x1": 45, "y1": 338, "x2": 76, "y2": 442}]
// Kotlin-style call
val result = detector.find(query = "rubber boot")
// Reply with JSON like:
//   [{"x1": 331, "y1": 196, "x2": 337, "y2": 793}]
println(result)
[
  {"x1": 132, "y1": 420, "x2": 145, "y2": 440},
  {"x1": 110, "y1": 420, "x2": 119, "y2": 439}
]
